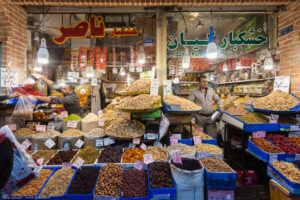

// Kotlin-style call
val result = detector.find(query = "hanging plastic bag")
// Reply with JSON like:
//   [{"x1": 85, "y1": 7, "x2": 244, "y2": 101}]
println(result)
[
  {"x1": 11, "y1": 95, "x2": 36, "y2": 120},
  {"x1": 0, "y1": 125, "x2": 40, "y2": 196}
]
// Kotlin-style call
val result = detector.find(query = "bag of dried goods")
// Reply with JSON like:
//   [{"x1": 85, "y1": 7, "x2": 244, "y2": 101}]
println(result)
[
  {"x1": 12, "y1": 95, "x2": 36, "y2": 120},
  {"x1": 63, "y1": 114, "x2": 82, "y2": 131},
  {"x1": 81, "y1": 113, "x2": 99, "y2": 133}
]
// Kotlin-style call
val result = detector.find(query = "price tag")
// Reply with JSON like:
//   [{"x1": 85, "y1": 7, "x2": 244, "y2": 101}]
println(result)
[
  {"x1": 269, "y1": 154, "x2": 278, "y2": 163},
  {"x1": 289, "y1": 131, "x2": 300, "y2": 137},
  {"x1": 75, "y1": 139, "x2": 84, "y2": 148},
  {"x1": 134, "y1": 160, "x2": 144, "y2": 170},
  {"x1": 113, "y1": 68, "x2": 118, "y2": 74},
  {"x1": 67, "y1": 121, "x2": 78, "y2": 128},
  {"x1": 198, "y1": 152, "x2": 210, "y2": 159},
  {"x1": 36, "y1": 125, "x2": 47, "y2": 132},
  {"x1": 99, "y1": 119, "x2": 106, "y2": 127},
  {"x1": 61, "y1": 111, "x2": 68, "y2": 119},
  {"x1": 143, "y1": 154, "x2": 154, "y2": 164},
  {"x1": 91, "y1": 77, "x2": 98, "y2": 86},
  {"x1": 7, "y1": 124, "x2": 16, "y2": 131},
  {"x1": 21, "y1": 139, "x2": 32, "y2": 150},
  {"x1": 112, "y1": 99, "x2": 117, "y2": 105},
  {"x1": 62, "y1": 162, "x2": 72, "y2": 169},
  {"x1": 150, "y1": 79, "x2": 159, "y2": 95},
  {"x1": 252, "y1": 131, "x2": 266, "y2": 138},
  {"x1": 290, "y1": 126, "x2": 300, "y2": 131},
  {"x1": 172, "y1": 150, "x2": 182, "y2": 164},
  {"x1": 173, "y1": 134, "x2": 182, "y2": 140},
  {"x1": 140, "y1": 143, "x2": 147, "y2": 150},
  {"x1": 147, "y1": 133, "x2": 157, "y2": 140},
  {"x1": 170, "y1": 136, "x2": 178, "y2": 145},
  {"x1": 44, "y1": 139, "x2": 55, "y2": 149},
  {"x1": 170, "y1": 105, "x2": 181, "y2": 111},
  {"x1": 195, "y1": 127, "x2": 204, "y2": 132},
  {"x1": 98, "y1": 110, "x2": 103, "y2": 118},
  {"x1": 96, "y1": 139, "x2": 104, "y2": 147},
  {"x1": 73, "y1": 157, "x2": 84, "y2": 169},
  {"x1": 295, "y1": 154, "x2": 300, "y2": 161},
  {"x1": 129, "y1": 143, "x2": 136, "y2": 148},
  {"x1": 193, "y1": 136, "x2": 202, "y2": 144},
  {"x1": 133, "y1": 138, "x2": 141, "y2": 145},
  {"x1": 48, "y1": 122, "x2": 55, "y2": 130},
  {"x1": 270, "y1": 114, "x2": 279, "y2": 123},
  {"x1": 104, "y1": 138, "x2": 115, "y2": 146},
  {"x1": 37, "y1": 158, "x2": 44, "y2": 166}
]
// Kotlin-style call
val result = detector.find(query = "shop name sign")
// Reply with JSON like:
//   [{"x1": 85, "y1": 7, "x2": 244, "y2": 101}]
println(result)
[{"x1": 53, "y1": 15, "x2": 138, "y2": 44}]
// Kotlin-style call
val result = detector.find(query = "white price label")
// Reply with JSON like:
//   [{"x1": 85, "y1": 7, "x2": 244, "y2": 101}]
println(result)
[
  {"x1": 61, "y1": 111, "x2": 68, "y2": 119},
  {"x1": 113, "y1": 68, "x2": 118, "y2": 74},
  {"x1": 36, "y1": 125, "x2": 47, "y2": 132},
  {"x1": 295, "y1": 154, "x2": 300, "y2": 161},
  {"x1": 73, "y1": 157, "x2": 84, "y2": 169},
  {"x1": 67, "y1": 121, "x2": 78, "y2": 128},
  {"x1": 270, "y1": 114, "x2": 279, "y2": 123},
  {"x1": 150, "y1": 79, "x2": 159, "y2": 95},
  {"x1": 75, "y1": 139, "x2": 84, "y2": 148},
  {"x1": 99, "y1": 120, "x2": 106, "y2": 127},
  {"x1": 48, "y1": 122, "x2": 55, "y2": 130},
  {"x1": 134, "y1": 160, "x2": 144, "y2": 170},
  {"x1": 129, "y1": 143, "x2": 136, "y2": 148},
  {"x1": 104, "y1": 138, "x2": 115, "y2": 146},
  {"x1": 44, "y1": 139, "x2": 55, "y2": 149},
  {"x1": 62, "y1": 162, "x2": 72, "y2": 168},
  {"x1": 68, "y1": 72, "x2": 79, "y2": 78},
  {"x1": 7, "y1": 124, "x2": 16, "y2": 131},
  {"x1": 274, "y1": 76, "x2": 290, "y2": 93},
  {"x1": 269, "y1": 154, "x2": 278, "y2": 163},
  {"x1": 21, "y1": 139, "x2": 32, "y2": 150},
  {"x1": 129, "y1": 67, "x2": 135, "y2": 72},
  {"x1": 198, "y1": 152, "x2": 210, "y2": 159},
  {"x1": 133, "y1": 138, "x2": 141, "y2": 145},
  {"x1": 136, "y1": 67, "x2": 143, "y2": 72},
  {"x1": 143, "y1": 154, "x2": 154, "y2": 164},
  {"x1": 147, "y1": 133, "x2": 157, "y2": 140},
  {"x1": 172, "y1": 150, "x2": 182, "y2": 164},
  {"x1": 252, "y1": 131, "x2": 266, "y2": 138},
  {"x1": 193, "y1": 136, "x2": 202, "y2": 144},
  {"x1": 112, "y1": 99, "x2": 117, "y2": 105},
  {"x1": 96, "y1": 139, "x2": 104, "y2": 147},
  {"x1": 37, "y1": 158, "x2": 44, "y2": 166},
  {"x1": 290, "y1": 126, "x2": 300, "y2": 131},
  {"x1": 98, "y1": 110, "x2": 103, "y2": 118},
  {"x1": 170, "y1": 136, "x2": 178, "y2": 145},
  {"x1": 173, "y1": 134, "x2": 182, "y2": 140},
  {"x1": 91, "y1": 78, "x2": 98, "y2": 86},
  {"x1": 140, "y1": 143, "x2": 147, "y2": 150}
]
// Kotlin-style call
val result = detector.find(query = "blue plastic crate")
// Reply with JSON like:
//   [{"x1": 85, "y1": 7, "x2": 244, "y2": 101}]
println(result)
[
  {"x1": 93, "y1": 196, "x2": 120, "y2": 200},
  {"x1": 267, "y1": 163, "x2": 300, "y2": 194},
  {"x1": 266, "y1": 138, "x2": 297, "y2": 162},
  {"x1": 66, "y1": 166, "x2": 101, "y2": 200},
  {"x1": 202, "y1": 139, "x2": 217, "y2": 145},
  {"x1": 168, "y1": 138, "x2": 193, "y2": 146},
  {"x1": 247, "y1": 139, "x2": 286, "y2": 162},
  {"x1": 279, "y1": 124, "x2": 300, "y2": 131}
]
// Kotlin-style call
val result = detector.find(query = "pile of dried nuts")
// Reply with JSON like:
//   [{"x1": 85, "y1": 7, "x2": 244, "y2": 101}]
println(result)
[
  {"x1": 253, "y1": 90, "x2": 299, "y2": 111},
  {"x1": 95, "y1": 163, "x2": 123, "y2": 197},
  {"x1": 60, "y1": 129, "x2": 83, "y2": 137},
  {"x1": 192, "y1": 127, "x2": 213, "y2": 140},
  {"x1": 47, "y1": 150, "x2": 77, "y2": 165},
  {"x1": 14, "y1": 128, "x2": 35, "y2": 137},
  {"x1": 84, "y1": 128, "x2": 105, "y2": 138},
  {"x1": 144, "y1": 146, "x2": 167, "y2": 162},
  {"x1": 98, "y1": 147, "x2": 123, "y2": 163},
  {"x1": 13, "y1": 169, "x2": 53, "y2": 196},
  {"x1": 122, "y1": 78, "x2": 151, "y2": 93},
  {"x1": 148, "y1": 162, "x2": 174, "y2": 189},
  {"x1": 39, "y1": 168, "x2": 75, "y2": 197},
  {"x1": 238, "y1": 112, "x2": 269, "y2": 124},
  {"x1": 200, "y1": 158, "x2": 233, "y2": 172},
  {"x1": 289, "y1": 137, "x2": 300, "y2": 147},
  {"x1": 32, "y1": 150, "x2": 57, "y2": 165},
  {"x1": 122, "y1": 169, "x2": 148, "y2": 198},
  {"x1": 226, "y1": 106, "x2": 249, "y2": 116},
  {"x1": 105, "y1": 119, "x2": 144, "y2": 139},
  {"x1": 122, "y1": 148, "x2": 144, "y2": 163},
  {"x1": 71, "y1": 146, "x2": 99, "y2": 164},
  {"x1": 164, "y1": 94, "x2": 201, "y2": 111},
  {"x1": 194, "y1": 144, "x2": 222, "y2": 154},
  {"x1": 268, "y1": 135, "x2": 300, "y2": 154},
  {"x1": 272, "y1": 161, "x2": 300, "y2": 183},
  {"x1": 251, "y1": 138, "x2": 284, "y2": 153},
  {"x1": 167, "y1": 143, "x2": 195, "y2": 157},
  {"x1": 117, "y1": 94, "x2": 161, "y2": 110},
  {"x1": 32, "y1": 130, "x2": 60, "y2": 138}
]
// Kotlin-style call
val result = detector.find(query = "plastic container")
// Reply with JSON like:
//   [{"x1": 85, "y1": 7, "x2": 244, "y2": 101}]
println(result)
[
  {"x1": 268, "y1": 163, "x2": 300, "y2": 194},
  {"x1": 168, "y1": 138, "x2": 193, "y2": 146},
  {"x1": 247, "y1": 139, "x2": 286, "y2": 162},
  {"x1": 269, "y1": 179, "x2": 300, "y2": 200},
  {"x1": 58, "y1": 135, "x2": 83, "y2": 150},
  {"x1": 202, "y1": 139, "x2": 217, "y2": 145},
  {"x1": 31, "y1": 136, "x2": 58, "y2": 150}
]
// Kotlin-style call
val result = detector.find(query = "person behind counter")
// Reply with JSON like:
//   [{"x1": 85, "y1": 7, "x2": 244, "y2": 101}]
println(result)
[{"x1": 188, "y1": 75, "x2": 224, "y2": 138}]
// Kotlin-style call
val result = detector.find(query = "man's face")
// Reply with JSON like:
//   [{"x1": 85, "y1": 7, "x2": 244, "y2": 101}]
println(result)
[
  {"x1": 199, "y1": 78, "x2": 208, "y2": 89},
  {"x1": 61, "y1": 85, "x2": 72, "y2": 95}
]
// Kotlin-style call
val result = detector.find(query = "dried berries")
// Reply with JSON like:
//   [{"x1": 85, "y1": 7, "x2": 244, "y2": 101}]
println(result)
[
  {"x1": 172, "y1": 158, "x2": 202, "y2": 171},
  {"x1": 148, "y1": 162, "x2": 174, "y2": 189},
  {"x1": 47, "y1": 150, "x2": 77, "y2": 165},
  {"x1": 251, "y1": 138, "x2": 284, "y2": 153},
  {"x1": 122, "y1": 169, "x2": 148, "y2": 198},
  {"x1": 97, "y1": 147, "x2": 123, "y2": 163},
  {"x1": 268, "y1": 135, "x2": 300, "y2": 154},
  {"x1": 200, "y1": 158, "x2": 233, "y2": 172},
  {"x1": 122, "y1": 148, "x2": 144, "y2": 163}
]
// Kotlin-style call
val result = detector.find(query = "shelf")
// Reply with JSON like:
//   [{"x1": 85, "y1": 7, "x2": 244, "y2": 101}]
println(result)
[
  {"x1": 185, "y1": 70, "x2": 214, "y2": 74},
  {"x1": 178, "y1": 82, "x2": 198, "y2": 85},
  {"x1": 215, "y1": 78, "x2": 275, "y2": 85},
  {"x1": 177, "y1": 94, "x2": 190, "y2": 96}
]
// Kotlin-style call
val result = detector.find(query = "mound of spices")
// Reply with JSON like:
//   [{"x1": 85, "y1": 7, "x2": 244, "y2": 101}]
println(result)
[
  {"x1": 148, "y1": 162, "x2": 174, "y2": 189},
  {"x1": 13, "y1": 169, "x2": 53, "y2": 197},
  {"x1": 268, "y1": 135, "x2": 300, "y2": 154},
  {"x1": 60, "y1": 129, "x2": 83, "y2": 137},
  {"x1": 122, "y1": 148, "x2": 144, "y2": 163},
  {"x1": 171, "y1": 158, "x2": 202, "y2": 171},
  {"x1": 14, "y1": 128, "x2": 35, "y2": 137},
  {"x1": 64, "y1": 114, "x2": 82, "y2": 121},
  {"x1": 251, "y1": 138, "x2": 284, "y2": 153},
  {"x1": 226, "y1": 106, "x2": 249, "y2": 116},
  {"x1": 39, "y1": 168, "x2": 75, "y2": 197},
  {"x1": 238, "y1": 112, "x2": 269, "y2": 124},
  {"x1": 32, "y1": 150, "x2": 57, "y2": 165},
  {"x1": 167, "y1": 143, "x2": 195, "y2": 157},
  {"x1": 95, "y1": 163, "x2": 123, "y2": 197},
  {"x1": 84, "y1": 128, "x2": 105, "y2": 137},
  {"x1": 67, "y1": 167, "x2": 100, "y2": 195},
  {"x1": 122, "y1": 169, "x2": 148, "y2": 198},
  {"x1": 200, "y1": 158, "x2": 233, "y2": 172},
  {"x1": 32, "y1": 130, "x2": 60, "y2": 138},
  {"x1": 272, "y1": 161, "x2": 300, "y2": 183},
  {"x1": 47, "y1": 150, "x2": 77, "y2": 165},
  {"x1": 71, "y1": 146, "x2": 99, "y2": 164},
  {"x1": 97, "y1": 147, "x2": 123, "y2": 163},
  {"x1": 194, "y1": 144, "x2": 222, "y2": 154},
  {"x1": 144, "y1": 146, "x2": 167, "y2": 162}
]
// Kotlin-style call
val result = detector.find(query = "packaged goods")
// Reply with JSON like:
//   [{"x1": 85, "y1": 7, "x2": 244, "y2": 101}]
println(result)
[
  {"x1": 251, "y1": 138, "x2": 284, "y2": 153},
  {"x1": 67, "y1": 167, "x2": 100, "y2": 194},
  {"x1": 122, "y1": 78, "x2": 151, "y2": 93},
  {"x1": 148, "y1": 162, "x2": 174, "y2": 188},
  {"x1": 12, "y1": 96, "x2": 36, "y2": 120},
  {"x1": 97, "y1": 147, "x2": 123, "y2": 163},
  {"x1": 95, "y1": 163, "x2": 123, "y2": 197},
  {"x1": 47, "y1": 150, "x2": 77, "y2": 165},
  {"x1": 238, "y1": 112, "x2": 269, "y2": 124},
  {"x1": 253, "y1": 90, "x2": 299, "y2": 111},
  {"x1": 268, "y1": 135, "x2": 300, "y2": 154},
  {"x1": 81, "y1": 113, "x2": 99, "y2": 132},
  {"x1": 122, "y1": 169, "x2": 148, "y2": 198},
  {"x1": 13, "y1": 169, "x2": 53, "y2": 196},
  {"x1": 105, "y1": 119, "x2": 144, "y2": 139},
  {"x1": 117, "y1": 94, "x2": 161, "y2": 110},
  {"x1": 289, "y1": 137, "x2": 300, "y2": 147},
  {"x1": 64, "y1": 114, "x2": 82, "y2": 121},
  {"x1": 71, "y1": 146, "x2": 99, "y2": 164},
  {"x1": 32, "y1": 150, "x2": 57, "y2": 165},
  {"x1": 122, "y1": 148, "x2": 144, "y2": 163},
  {"x1": 167, "y1": 143, "x2": 195, "y2": 157},
  {"x1": 61, "y1": 129, "x2": 83, "y2": 137},
  {"x1": 272, "y1": 161, "x2": 300, "y2": 183},
  {"x1": 192, "y1": 127, "x2": 213, "y2": 139},
  {"x1": 84, "y1": 128, "x2": 105, "y2": 138},
  {"x1": 171, "y1": 158, "x2": 202, "y2": 170},
  {"x1": 33, "y1": 111, "x2": 50, "y2": 121},
  {"x1": 194, "y1": 144, "x2": 222, "y2": 154},
  {"x1": 164, "y1": 94, "x2": 201, "y2": 111},
  {"x1": 144, "y1": 146, "x2": 167, "y2": 162},
  {"x1": 32, "y1": 130, "x2": 60, "y2": 138},
  {"x1": 14, "y1": 128, "x2": 35, "y2": 137},
  {"x1": 200, "y1": 158, "x2": 234, "y2": 172},
  {"x1": 39, "y1": 168, "x2": 75, "y2": 197}
]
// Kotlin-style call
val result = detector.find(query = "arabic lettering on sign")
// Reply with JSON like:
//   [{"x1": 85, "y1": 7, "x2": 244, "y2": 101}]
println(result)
[{"x1": 53, "y1": 15, "x2": 139, "y2": 44}]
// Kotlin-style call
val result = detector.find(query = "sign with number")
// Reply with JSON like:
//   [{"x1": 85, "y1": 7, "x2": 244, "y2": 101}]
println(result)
[
  {"x1": 134, "y1": 160, "x2": 144, "y2": 170},
  {"x1": 61, "y1": 111, "x2": 68, "y2": 119},
  {"x1": 143, "y1": 154, "x2": 154, "y2": 164},
  {"x1": 173, "y1": 134, "x2": 182, "y2": 140},
  {"x1": 36, "y1": 125, "x2": 47, "y2": 132},
  {"x1": 170, "y1": 136, "x2": 178, "y2": 145},
  {"x1": 147, "y1": 133, "x2": 157, "y2": 140},
  {"x1": 99, "y1": 119, "x2": 106, "y2": 127},
  {"x1": 172, "y1": 150, "x2": 182, "y2": 164},
  {"x1": 44, "y1": 139, "x2": 56, "y2": 149},
  {"x1": 290, "y1": 126, "x2": 300, "y2": 131},
  {"x1": 193, "y1": 136, "x2": 202, "y2": 144},
  {"x1": 75, "y1": 139, "x2": 84, "y2": 148},
  {"x1": 252, "y1": 131, "x2": 266, "y2": 138},
  {"x1": 133, "y1": 138, "x2": 141, "y2": 145},
  {"x1": 96, "y1": 139, "x2": 103, "y2": 147},
  {"x1": 21, "y1": 139, "x2": 32, "y2": 150},
  {"x1": 91, "y1": 77, "x2": 98, "y2": 86},
  {"x1": 269, "y1": 114, "x2": 279, "y2": 123},
  {"x1": 48, "y1": 122, "x2": 55, "y2": 130},
  {"x1": 140, "y1": 143, "x2": 147, "y2": 150},
  {"x1": 68, "y1": 72, "x2": 79, "y2": 78},
  {"x1": 7, "y1": 124, "x2": 16, "y2": 131},
  {"x1": 163, "y1": 80, "x2": 172, "y2": 95},
  {"x1": 67, "y1": 121, "x2": 78, "y2": 128},
  {"x1": 37, "y1": 158, "x2": 44, "y2": 166},
  {"x1": 269, "y1": 154, "x2": 278, "y2": 163},
  {"x1": 73, "y1": 157, "x2": 84, "y2": 169},
  {"x1": 104, "y1": 138, "x2": 115, "y2": 146},
  {"x1": 113, "y1": 68, "x2": 118, "y2": 74},
  {"x1": 62, "y1": 162, "x2": 72, "y2": 168}
]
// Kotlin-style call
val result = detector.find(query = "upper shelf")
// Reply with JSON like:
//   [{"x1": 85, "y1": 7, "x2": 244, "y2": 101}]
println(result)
[{"x1": 211, "y1": 77, "x2": 275, "y2": 85}]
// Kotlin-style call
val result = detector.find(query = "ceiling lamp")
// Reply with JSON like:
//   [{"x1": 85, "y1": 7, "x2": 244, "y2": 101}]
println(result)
[
  {"x1": 264, "y1": 51, "x2": 273, "y2": 70},
  {"x1": 236, "y1": 59, "x2": 242, "y2": 70},
  {"x1": 37, "y1": 3, "x2": 49, "y2": 64},
  {"x1": 223, "y1": 62, "x2": 228, "y2": 72},
  {"x1": 120, "y1": 67, "x2": 126, "y2": 76},
  {"x1": 182, "y1": 48, "x2": 190, "y2": 69},
  {"x1": 138, "y1": 46, "x2": 146, "y2": 64},
  {"x1": 206, "y1": 10, "x2": 218, "y2": 59}
]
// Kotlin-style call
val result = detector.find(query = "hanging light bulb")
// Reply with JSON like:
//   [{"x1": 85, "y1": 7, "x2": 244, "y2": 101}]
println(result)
[
  {"x1": 264, "y1": 51, "x2": 273, "y2": 70},
  {"x1": 120, "y1": 67, "x2": 126, "y2": 76},
  {"x1": 182, "y1": 48, "x2": 190, "y2": 69},
  {"x1": 223, "y1": 62, "x2": 228, "y2": 72},
  {"x1": 207, "y1": 26, "x2": 218, "y2": 59},
  {"x1": 236, "y1": 59, "x2": 242, "y2": 70},
  {"x1": 138, "y1": 46, "x2": 146, "y2": 64},
  {"x1": 37, "y1": 38, "x2": 49, "y2": 64}
]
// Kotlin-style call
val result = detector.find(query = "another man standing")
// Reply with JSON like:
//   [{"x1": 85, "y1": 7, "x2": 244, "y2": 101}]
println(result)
[{"x1": 188, "y1": 75, "x2": 224, "y2": 138}]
